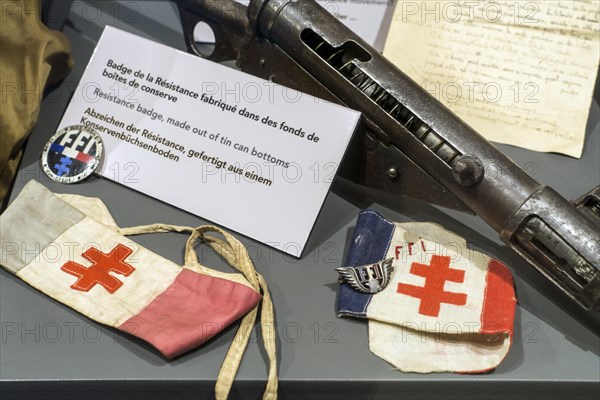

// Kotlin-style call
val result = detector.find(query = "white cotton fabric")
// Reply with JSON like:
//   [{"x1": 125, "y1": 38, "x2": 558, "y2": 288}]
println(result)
[
  {"x1": 16, "y1": 215, "x2": 183, "y2": 326},
  {"x1": 366, "y1": 222, "x2": 514, "y2": 373}
]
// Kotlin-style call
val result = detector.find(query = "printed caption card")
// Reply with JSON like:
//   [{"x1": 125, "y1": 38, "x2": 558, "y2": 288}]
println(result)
[{"x1": 57, "y1": 26, "x2": 360, "y2": 257}]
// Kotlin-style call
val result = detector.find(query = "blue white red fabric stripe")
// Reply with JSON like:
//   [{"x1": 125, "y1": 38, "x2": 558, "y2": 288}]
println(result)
[{"x1": 337, "y1": 210, "x2": 517, "y2": 373}]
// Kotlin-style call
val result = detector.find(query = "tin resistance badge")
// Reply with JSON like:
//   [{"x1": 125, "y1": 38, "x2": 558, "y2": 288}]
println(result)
[{"x1": 41, "y1": 125, "x2": 104, "y2": 184}]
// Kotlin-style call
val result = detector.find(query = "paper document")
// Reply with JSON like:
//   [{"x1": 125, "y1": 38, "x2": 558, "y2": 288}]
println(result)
[
  {"x1": 383, "y1": 1, "x2": 600, "y2": 158},
  {"x1": 57, "y1": 26, "x2": 360, "y2": 257}
]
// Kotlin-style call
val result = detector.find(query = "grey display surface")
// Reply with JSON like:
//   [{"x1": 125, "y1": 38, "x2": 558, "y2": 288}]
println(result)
[{"x1": 1, "y1": 1, "x2": 599, "y2": 399}]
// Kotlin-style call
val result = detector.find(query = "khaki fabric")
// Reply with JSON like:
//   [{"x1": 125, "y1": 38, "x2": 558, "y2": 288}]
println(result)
[{"x1": 0, "y1": 0, "x2": 73, "y2": 209}]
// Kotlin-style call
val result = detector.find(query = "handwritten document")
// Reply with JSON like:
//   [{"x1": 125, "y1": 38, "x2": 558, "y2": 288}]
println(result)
[{"x1": 384, "y1": 1, "x2": 600, "y2": 157}]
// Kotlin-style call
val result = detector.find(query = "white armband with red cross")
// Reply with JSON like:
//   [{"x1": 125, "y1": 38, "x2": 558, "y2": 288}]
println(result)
[
  {"x1": 337, "y1": 210, "x2": 517, "y2": 373},
  {"x1": 0, "y1": 181, "x2": 262, "y2": 359}
]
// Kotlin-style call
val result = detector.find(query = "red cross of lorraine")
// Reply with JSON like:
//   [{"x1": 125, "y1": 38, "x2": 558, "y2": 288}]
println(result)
[
  {"x1": 396, "y1": 255, "x2": 467, "y2": 317},
  {"x1": 61, "y1": 244, "x2": 135, "y2": 294}
]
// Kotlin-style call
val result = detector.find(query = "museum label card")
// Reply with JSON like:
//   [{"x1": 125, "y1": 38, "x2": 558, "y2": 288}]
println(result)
[{"x1": 57, "y1": 26, "x2": 360, "y2": 257}]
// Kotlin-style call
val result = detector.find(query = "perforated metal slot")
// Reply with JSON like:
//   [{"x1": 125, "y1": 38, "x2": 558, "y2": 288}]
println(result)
[{"x1": 301, "y1": 29, "x2": 462, "y2": 165}]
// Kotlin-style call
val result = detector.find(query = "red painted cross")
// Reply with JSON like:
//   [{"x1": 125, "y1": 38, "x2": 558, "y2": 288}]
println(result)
[
  {"x1": 396, "y1": 255, "x2": 467, "y2": 317},
  {"x1": 61, "y1": 244, "x2": 135, "y2": 294}
]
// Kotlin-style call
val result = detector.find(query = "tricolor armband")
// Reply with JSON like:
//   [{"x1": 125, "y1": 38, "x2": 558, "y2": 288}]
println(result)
[
  {"x1": 0, "y1": 180, "x2": 261, "y2": 359},
  {"x1": 337, "y1": 210, "x2": 517, "y2": 373}
]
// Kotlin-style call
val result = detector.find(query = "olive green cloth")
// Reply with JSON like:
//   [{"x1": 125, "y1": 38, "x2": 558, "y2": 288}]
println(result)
[{"x1": 0, "y1": 0, "x2": 73, "y2": 209}]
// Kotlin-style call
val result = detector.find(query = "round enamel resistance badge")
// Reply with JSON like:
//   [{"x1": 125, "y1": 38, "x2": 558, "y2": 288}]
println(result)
[{"x1": 41, "y1": 125, "x2": 104, "y2": 184}]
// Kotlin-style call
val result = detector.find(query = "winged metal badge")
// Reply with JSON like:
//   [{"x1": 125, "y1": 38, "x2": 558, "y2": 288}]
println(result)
[{"x1": 336, "y1": 258, "x2": 395, "y2": 294}]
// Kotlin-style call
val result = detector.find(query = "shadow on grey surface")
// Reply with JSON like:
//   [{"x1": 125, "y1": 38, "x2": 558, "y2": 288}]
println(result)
[
  {"x1": 499, "y1": 244, "x2": 600, "y2": 355},
  {"x1": 2, "y1": 379, "x2": 598, "y2": 400}
]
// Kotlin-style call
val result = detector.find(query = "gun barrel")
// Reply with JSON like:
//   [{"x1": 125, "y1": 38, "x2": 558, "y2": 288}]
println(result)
[{"x1": 249, "y1": 0, "x2": 600, "y2": 310}]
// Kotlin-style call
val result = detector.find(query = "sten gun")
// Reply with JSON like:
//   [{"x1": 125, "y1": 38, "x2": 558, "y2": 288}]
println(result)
[{"x1": 174, "y1": 0, "x2": 600, "y2": 316}]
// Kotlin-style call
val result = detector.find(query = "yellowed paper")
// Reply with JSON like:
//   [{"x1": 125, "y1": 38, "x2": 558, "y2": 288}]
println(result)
[{"x1": 383, "y1": 1, "x2": 600, "y2": 158}]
